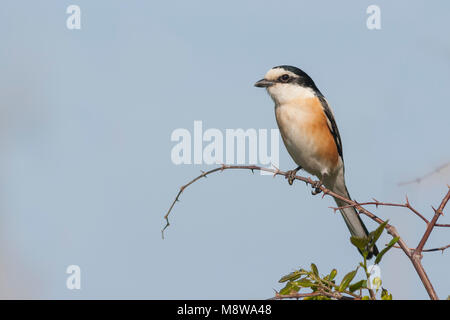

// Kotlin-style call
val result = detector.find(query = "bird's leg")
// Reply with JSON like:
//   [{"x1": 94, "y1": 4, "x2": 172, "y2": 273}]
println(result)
[
  {"x1": 285, "y1": 166, "x2": 302, "y2": 185},
  {"x1": 311, "y1": 180, "x2": 323, "y2": 195}
]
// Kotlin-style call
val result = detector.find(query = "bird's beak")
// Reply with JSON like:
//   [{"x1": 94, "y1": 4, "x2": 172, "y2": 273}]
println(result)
[{"x1": 254, "y1": 79, "x2": 274, "y2": 88}]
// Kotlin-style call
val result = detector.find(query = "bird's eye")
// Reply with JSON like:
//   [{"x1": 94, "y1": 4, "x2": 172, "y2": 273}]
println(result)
[{"x1": 280, "y1": 74, "x2": 290, "y2": 82}]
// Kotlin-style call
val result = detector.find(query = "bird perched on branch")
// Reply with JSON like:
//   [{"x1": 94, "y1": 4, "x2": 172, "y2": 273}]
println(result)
[{"x1": 255, "y1": 65, "x2": 378, "y2": 259}]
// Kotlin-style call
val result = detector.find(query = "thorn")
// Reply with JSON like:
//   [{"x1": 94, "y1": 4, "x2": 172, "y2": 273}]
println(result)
[
  {"x1": 405, "y1": 195, "x2": 410, "y2": 206},
  {"x1": 271, "y1": 162, "x2": 280, "y2": 171},
  {"x1": 272, "y1": 167, "x2": 282, "y2": 178},
  {"x1": 372, "y1": 198, "x2": 380, "y2": 208}
]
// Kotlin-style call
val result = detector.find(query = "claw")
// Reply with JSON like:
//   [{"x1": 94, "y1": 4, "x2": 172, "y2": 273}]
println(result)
[
  {"x1": 285, "y1": 166, "x2": 301, "y2": 186},
  {"x1": 311, "y1": 180, "x2": 323, "y2": 195},
  {"x1": 285, "y1": 171, "x2": 296, "y2": 185}
]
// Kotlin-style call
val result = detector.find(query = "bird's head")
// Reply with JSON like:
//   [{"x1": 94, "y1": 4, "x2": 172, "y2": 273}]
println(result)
[{"x1": 254, "y1": 65, "x2": 320, "y2": 105}]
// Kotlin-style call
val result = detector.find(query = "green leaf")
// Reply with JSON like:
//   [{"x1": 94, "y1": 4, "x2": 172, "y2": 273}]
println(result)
[
  {"x1": 348, "y1": 280, "x2": 367, "y2": 292},
  {"x1": 296, "y1": 269, "x2": 310, "y2": 276},
  {"x1": 279, "y1": 282, "x2": 300, "y2": 295},
  {"x1": 362, "y1": 295, "x2": 370, "y2": 300},
  {"x1": 381, "y1": 288, "x2": 393, "y2": 300},
  {"x1": 279, "y1": 286, "x2": 291, "y2": 295},
  {"x1": 311, "y1": 263, "x2": 319, "y2": 277},
  {"x1": 375, "y1": 236, "x2": 400, "y2": 265},
  {"x1": 279, "y1": 283, "x2": 291, "y2": 295},
  {"x1": 350, "y1": 236, "x2": 369, "y2": 252},
  {"x1": 338, "y1": 268, "x2": 358, "y2": 292},
  {"x1": 279, "y1": 271, "x2": 302, "y2": 283},
  {"x1": 369, "y1": 220, "x2": 389, "y2": 248},
  {"x1": 295, "y1": 279, "x2": 314, "y2": 288},
  {"x1": 329, "y1": 269, "x2": 337, "y2": 281}
]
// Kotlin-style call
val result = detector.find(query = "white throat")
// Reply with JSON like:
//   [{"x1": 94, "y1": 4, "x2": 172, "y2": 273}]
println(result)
[{"x1": 267, "y1": 83, "x2": 316, "y2": 106}]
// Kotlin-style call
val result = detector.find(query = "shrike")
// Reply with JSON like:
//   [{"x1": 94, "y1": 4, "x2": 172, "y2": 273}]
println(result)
[{"x1": 255, "y1": 65, "x2": 378, "y2": 258}]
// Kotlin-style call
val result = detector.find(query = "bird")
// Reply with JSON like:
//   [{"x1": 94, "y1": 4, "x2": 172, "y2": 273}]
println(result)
[{"x1": 254, "y1": 65, "x2": 378, "y2": 259}]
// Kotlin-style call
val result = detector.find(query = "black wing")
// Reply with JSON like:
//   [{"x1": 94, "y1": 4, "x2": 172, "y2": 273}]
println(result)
[{"x1": 318, "y1": 95, "x2": 343, "y2": 159}]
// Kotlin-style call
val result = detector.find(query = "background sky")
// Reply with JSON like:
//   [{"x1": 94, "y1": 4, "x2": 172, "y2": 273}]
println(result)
[{"x1": 0, "y1": 0, "x2": 449, "y2": 299}]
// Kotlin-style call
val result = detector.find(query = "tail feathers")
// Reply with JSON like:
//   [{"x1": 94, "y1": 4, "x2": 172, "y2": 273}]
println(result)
[
  {"x1": 327, "y1": 168, "x2": 378, "y2": 258},
  {"x1": 335, "y1": 197, "x2": 379, "y2": 259}
]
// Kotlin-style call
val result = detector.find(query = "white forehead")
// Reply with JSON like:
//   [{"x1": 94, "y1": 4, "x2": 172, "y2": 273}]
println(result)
[{"x1": 264, "y1": 67, "x2": 298, "y2": 81}]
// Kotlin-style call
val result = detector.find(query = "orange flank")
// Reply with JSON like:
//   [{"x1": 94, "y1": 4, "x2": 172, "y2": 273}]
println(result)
[{"x1": 276, "y1": 96, "x2": 340, "y2": 172}]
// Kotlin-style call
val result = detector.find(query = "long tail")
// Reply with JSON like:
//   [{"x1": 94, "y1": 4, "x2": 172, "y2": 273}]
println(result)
[{"x1": 328, "y1": 171, "x2": 379, "y2": 259}]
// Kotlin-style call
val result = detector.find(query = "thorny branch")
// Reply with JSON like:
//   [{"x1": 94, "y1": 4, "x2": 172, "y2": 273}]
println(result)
[
  {"x1": 330, "y1": 200, "x2": 450, "y2": 227},
  {"x1": 162, "y1": 164, "x2": 449, "y2": 300},
  {"x1": 392, "y1": 244, "x2": 450, "y2": 253},
  {"x1": 422, "y1": 244, "x2": 450, "y2": 253}
]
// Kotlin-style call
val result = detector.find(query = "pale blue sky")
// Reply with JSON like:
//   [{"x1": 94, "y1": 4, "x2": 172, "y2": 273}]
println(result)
[{"x1": 0, "y1": 1, "x2": 449, "y2": 299}]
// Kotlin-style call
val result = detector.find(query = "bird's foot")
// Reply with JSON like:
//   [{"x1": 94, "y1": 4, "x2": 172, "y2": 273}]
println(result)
[
  {"x1": 311, "y1": 180, "x2": 323, "y2": 195},
  {"x1": 285, "y1": 166, "x2": 301, "y2": 185}
]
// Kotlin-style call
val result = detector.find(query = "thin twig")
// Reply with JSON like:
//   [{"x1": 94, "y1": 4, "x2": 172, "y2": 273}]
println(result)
[
  {"x1": 422, "y1": 244, "x2": 450, "y2": 253},
  {"x1": 398, "y1": 162, "x2": 450, "y2": 186},
  {"x1": 392, "y1": 244, "x2": 450, "y2": 253},
  {"x1": 162, "y1": 165, "x2": 308, "y2": 239},
  {"x1": 416, "y1": 188, "x2": 450, "y2": 253},
  {"x1": 331, "y1": 201, "x2": 450, "y2": 228},
  {"x1": 329, "y1": 196, "x2": 430, "y2": 225}
]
